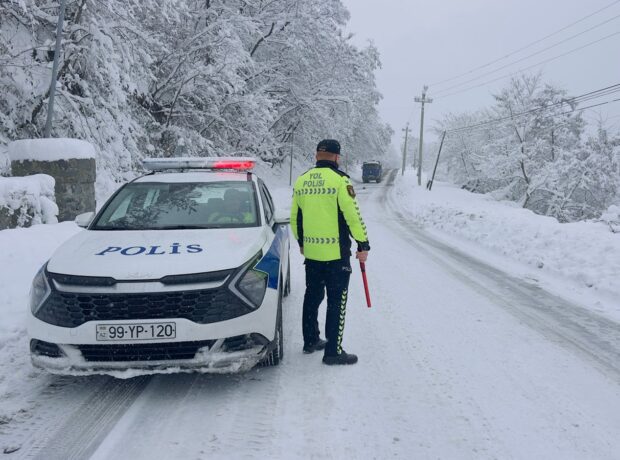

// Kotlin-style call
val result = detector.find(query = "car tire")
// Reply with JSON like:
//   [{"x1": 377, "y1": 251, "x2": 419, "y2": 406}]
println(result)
[{"x1": 259, "y1": 285, "x2": 283, "y2": 367}]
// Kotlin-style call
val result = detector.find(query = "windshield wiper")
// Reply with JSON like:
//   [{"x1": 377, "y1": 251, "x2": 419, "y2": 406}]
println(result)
[
  {"x1": 92, "y1": 226, "x2": 147, "y2": 231},
  {"x1": 93, "y1": 225, "x2": 215, "y2": 231},
  {"x1": 153, "y1": 225, "x2": 214, "y2": 230}
]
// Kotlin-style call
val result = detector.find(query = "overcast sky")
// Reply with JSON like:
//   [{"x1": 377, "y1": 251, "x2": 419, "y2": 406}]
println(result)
[{"x1": 341, "y1": 0, "x2": 620, "y2": 142}]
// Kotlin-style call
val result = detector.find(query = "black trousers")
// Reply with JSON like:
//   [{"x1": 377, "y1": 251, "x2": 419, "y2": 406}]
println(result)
[{"x1": 302, "y1": 258, "x2": 352, "y2": 356}]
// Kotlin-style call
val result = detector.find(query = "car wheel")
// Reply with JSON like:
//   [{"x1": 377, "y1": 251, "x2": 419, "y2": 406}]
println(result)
[{"x1": 259, "y1": 286, "x2": 283, "y2": 367}]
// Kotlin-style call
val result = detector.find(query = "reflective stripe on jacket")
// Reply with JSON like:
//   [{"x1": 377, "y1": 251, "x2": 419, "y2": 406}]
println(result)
[{"x1": 291, "y1": 161, "x2": 370, "y2": 261}]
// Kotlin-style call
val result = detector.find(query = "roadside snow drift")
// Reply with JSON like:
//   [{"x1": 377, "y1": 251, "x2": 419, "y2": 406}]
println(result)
[
  {"x1": 0, "y1": 175, "x2": 58, "y2": 227},
  {"x1": 392, "y1": 171, "x2": 620, "y2": 300}
]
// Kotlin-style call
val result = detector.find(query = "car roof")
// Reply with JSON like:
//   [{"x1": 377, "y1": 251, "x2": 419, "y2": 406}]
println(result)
[{"x1": 133, "y1": 171, "x2": 256, "y2": 184}]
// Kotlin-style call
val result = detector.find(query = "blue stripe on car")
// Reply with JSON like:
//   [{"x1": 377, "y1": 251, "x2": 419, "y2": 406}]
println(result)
[{"x1": 255, "y1": 226, "x2": 288, "y2": 290}]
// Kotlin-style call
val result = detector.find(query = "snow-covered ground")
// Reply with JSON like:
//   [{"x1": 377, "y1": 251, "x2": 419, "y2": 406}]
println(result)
[
  {"x1": 391, "y1": 170, "x2": 620, "y2": 321},
  {"x1": 0, "y1": 168, "x2": 619, "y2": 459},
  {"x1": 0, "y1": 222, "x2": 81, "y2": 421}
]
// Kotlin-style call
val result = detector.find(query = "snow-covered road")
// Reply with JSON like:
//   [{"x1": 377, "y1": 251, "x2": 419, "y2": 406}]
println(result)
[{"x1": 2, "y1": 170, "x2": 620, "y2": 459}]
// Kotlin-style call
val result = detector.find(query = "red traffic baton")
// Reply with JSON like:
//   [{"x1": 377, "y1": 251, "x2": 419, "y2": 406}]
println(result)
[{"x1": 359, "y1": 261, "x2": 372, "y2": 308}]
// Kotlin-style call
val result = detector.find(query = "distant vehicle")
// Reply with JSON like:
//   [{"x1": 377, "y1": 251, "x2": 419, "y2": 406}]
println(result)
[
  {"x1": 362, "y1": 161, "x2": 383, "y2": 183},
  {"x1": 28, "y1": 157, "x2": 290, "y2": 376}
]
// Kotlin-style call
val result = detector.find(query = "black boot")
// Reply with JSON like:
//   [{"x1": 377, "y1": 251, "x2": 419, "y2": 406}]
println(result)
[
  {"x1": 322, "y1": 350, "x2": 358, "y2": 365},
  {"x1": 303, "y1": 338, "x2": 327, "y2": 354}
]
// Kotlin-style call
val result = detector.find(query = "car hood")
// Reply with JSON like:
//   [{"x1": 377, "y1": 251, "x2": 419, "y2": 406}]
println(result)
[{"x1": 47, "y1": 227, "x2": 267, "y2": 280}]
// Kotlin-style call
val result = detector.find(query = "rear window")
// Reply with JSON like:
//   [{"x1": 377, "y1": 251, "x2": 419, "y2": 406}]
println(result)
[{"x1": 92, "y1": 181, "x2": 259, "y2": 230}]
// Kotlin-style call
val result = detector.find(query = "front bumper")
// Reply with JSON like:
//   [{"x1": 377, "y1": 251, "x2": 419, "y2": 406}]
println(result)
[
  {"x1": 30, "y1": 337, "x2": 270, "y2": 378},
  {"x1": 28, "y1": 286, "x2": 279, "y2": 377}
]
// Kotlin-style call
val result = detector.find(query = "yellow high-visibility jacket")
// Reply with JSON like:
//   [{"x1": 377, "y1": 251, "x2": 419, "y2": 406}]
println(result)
[{"x1": 291, "y1": 160, "x2": 370, "y2": 261}]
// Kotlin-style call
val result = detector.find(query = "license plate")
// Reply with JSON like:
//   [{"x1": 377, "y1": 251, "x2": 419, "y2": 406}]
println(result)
[{"x1": 96, "y1": 322, "x2": 176, "y2": 341}]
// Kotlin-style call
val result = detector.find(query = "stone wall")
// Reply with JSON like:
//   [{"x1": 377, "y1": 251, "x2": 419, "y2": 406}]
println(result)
[{"x1": 11, "y1": 158, "x2": 96, "y2": 221}]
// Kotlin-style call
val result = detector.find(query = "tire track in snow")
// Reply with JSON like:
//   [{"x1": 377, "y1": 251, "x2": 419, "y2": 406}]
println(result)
[
  {"x1": 362, "y1": 170, "x2": 505, "y2": 457},
  {"x1": 3, "y1": 376, "x2": 150, "y2": 460}
]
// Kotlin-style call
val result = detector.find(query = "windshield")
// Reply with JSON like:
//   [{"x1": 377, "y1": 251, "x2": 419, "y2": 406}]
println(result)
[
  {"x1": 92, "y1": 181, "x2": 259, "y2": 230},
  {"x1": 363, "y1": 164, "x2": 381, "y2": 172}
]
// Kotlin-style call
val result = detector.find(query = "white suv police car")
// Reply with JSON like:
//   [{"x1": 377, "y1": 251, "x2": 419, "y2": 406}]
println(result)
[{"x1": 28, "y1": 157, "x2": 290, "y2": 375}]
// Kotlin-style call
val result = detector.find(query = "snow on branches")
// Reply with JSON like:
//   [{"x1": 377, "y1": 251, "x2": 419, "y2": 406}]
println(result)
[
  {"x1": 436, "y1": 74, "x2": 620, "y2": 223},
  {"x1": 0, "y1": 0, "x2": 391, "y2": 180}
]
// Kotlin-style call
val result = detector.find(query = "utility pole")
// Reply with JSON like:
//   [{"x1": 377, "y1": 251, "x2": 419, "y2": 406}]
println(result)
[
  {"x1": 414, "y1": 85, "x2": 433, "y2": 186},
  {"x1": 44, "y1": 0, "x2": 67, "y2": 137},
  {"x1": 401, "y1": 123, "x2": 409, "y2": 176},
  {"x1": 288, "y1": 131, "x2": 294, "y2": 186},
  {"x1": 427, "y1": 130, "x2": 446, "y2": 191},
  {"x1": 344, "y1": 102, "x2": 351, "y2": 175}
]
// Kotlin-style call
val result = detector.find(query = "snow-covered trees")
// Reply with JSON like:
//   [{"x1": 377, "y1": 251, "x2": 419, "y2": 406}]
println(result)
[
  {"x1": 0, "y1": 0, "x2": 391, "y2": 180},
  {"x1": 436, "y1": 75, "x2": 620, "y2": 222}
]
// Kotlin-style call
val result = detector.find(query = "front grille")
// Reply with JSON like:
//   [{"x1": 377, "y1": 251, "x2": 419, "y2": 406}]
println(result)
[
  {"x1": 77, "y1": 340, "x2": 215, "y2": 362},
  {"x1": 36, "y1": 287, "x2": 253, "y2": 328}
]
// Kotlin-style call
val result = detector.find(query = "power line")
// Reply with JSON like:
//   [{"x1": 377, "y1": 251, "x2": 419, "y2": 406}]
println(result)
[
  {"x1": 445, "y1": 84, "x2": 620, "y2": 134},
  {"x1": 429, "y1": 0, "x2": 620, "y2": 88},
  {"x1": 448, "y1": 96, "x2": 620, "y2": 134},
  {"x1": 450, "y1": 98, "x2": 620, "y2": 135},
  {"x1": 434, "y1": 31, "x2": 620, "y2": 100},
  {"x1": 433, "y1": 12, "x2": 620, "y2": 96}
]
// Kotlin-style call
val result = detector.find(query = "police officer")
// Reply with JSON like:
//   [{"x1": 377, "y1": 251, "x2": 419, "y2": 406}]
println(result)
[{"x1": 291, "y1": 139, "x2": 370, "y2": 365}]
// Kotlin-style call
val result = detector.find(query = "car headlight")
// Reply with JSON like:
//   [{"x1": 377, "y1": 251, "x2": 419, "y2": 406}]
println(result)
[
  {"x1": 238, "y1": 268, "x2": 268, "y2": 308},
  {"x1": 30, "y1": 264, "x2": 51, "y2": 315},
  {"x1": 230, "y1": 252, "x2": 268, "y2": 309}
]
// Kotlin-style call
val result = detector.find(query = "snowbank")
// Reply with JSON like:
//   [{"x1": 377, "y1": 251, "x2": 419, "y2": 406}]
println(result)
[
  {"x1": 8, "y1": 138, "x2": 96, "y2": 163},
  {"x1": 392, "y1": 171, "x2": 620, "y2": 299},
  {"x1": 0, "y1": 222, "x2": 81, "y2": 419},
  {"x1": 0, "y1": 175, "x2": 58, "y2": 228},
  {"x1": 599, "y1": 205, "x2": 620, "y2": 233}
]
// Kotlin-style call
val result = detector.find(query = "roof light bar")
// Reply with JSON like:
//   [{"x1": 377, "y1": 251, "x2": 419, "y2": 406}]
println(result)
[{"x1": 143, "y1": 157, "x2": 256, "y2": 172}]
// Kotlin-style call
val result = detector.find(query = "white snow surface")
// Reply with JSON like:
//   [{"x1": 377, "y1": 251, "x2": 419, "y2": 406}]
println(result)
[
  {"x1": 0, "y1": 168, "x2": 619, "y2": 459},
  {"x1": 0, "y1": 222, "x2": 81, "y2": 419},
  {"x1": 8, "y1": 138, "x2": 96, "y2": 162},
  {"x1": 0, "y1": 174, "x2": 59, "y2": 226},
  {"x1": 393, "y1": 170, "x2": 620, "y2": 308}
]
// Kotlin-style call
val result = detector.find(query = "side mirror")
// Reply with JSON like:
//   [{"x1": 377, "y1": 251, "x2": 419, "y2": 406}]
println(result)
[
  {"x1": 274, "y1": 210, "x2": 290, "y2": 225},
  {"x1": 75, "y1": 211, "x2": 95, "y2": 228}
]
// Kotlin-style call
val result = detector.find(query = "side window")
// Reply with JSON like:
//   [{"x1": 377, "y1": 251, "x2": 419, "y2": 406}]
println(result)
[
  {"x1": 263, "y1": 183, "x2": 275, "y2": 215},
  {"x1": 258, "y1": 181, "x2": 274, "y2": 224}
]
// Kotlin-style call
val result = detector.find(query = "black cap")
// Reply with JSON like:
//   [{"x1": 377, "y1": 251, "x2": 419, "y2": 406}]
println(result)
[{"x1": 316, "y1": 139, "x2": 341, "y2": 155}]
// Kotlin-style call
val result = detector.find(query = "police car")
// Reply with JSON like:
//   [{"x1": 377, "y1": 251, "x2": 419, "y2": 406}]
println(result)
[{"x1": 28, "y1": 157, "x2": 290, "y2": 375}]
